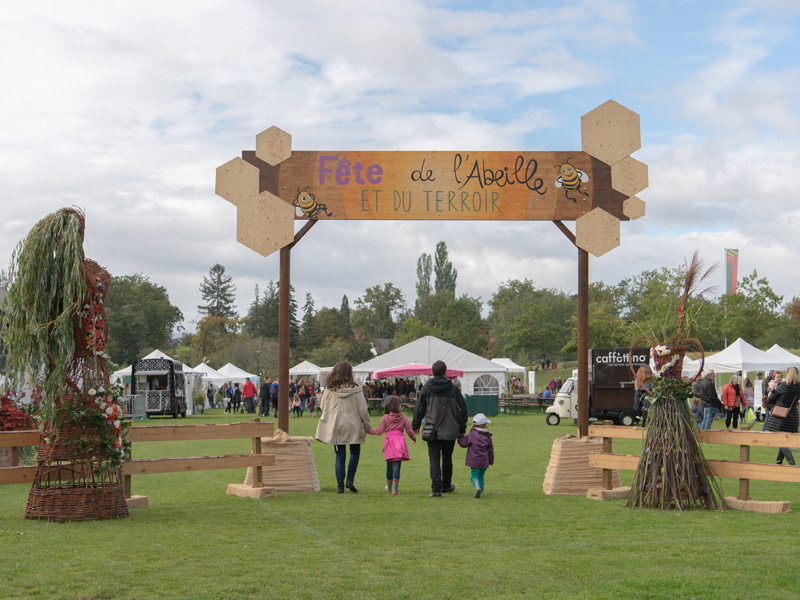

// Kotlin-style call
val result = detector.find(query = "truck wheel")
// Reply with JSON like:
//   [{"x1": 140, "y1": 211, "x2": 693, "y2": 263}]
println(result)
[
  {"x1": 620, "y1": 411, "x2": 636, "y2": 427},
  {"x1": 546, "y1": 413, "x2": 560, "y2": 426}
]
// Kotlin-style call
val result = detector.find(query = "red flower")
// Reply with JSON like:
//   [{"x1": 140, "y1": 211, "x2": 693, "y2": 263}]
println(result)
[{"x1": 678, "y1": 306, "x2": 684, "y2": 313}]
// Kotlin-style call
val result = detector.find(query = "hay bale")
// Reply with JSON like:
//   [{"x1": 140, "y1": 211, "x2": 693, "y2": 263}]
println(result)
[
  {"x1": 543, "y1": 434, "x2": 621, "y2": 495},
  {"x1": 244, "y1": 429, "x2": 320, "y2": 493}
]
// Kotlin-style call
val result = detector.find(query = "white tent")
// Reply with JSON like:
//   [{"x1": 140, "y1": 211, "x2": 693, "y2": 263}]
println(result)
[
  {"x1": 353, "y1": 336, "x2": 507, "y2": 395},
  {"x1": 289, "y1": 360, "x2": 321, "y2": 378},
  {"x1": 766, "y1": 344, "x2": 800, "y2": 369},
  {"x1": 492, "y1": 357, "x2": 528, "y2": 391},
  {"x1": 217, "y1": 363, "x2": 258, "y2": 386},
  {"x1": 193, "y1": 362, "x2": 228, "y2": 386},
  {"x1": 682, "y1": 338, "x2": 791, "y2": 375}
]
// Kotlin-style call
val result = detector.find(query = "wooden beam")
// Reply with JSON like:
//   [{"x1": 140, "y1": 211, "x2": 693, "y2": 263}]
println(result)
[
  {"x1": 252, "y1": 418, "x2": 263, "y2": 488},
  {"x1": 0, "y1": 430, "x2": 41, "y2": 446},
  {"x1": 588, "y1": 425, "x2": 800, "y2": 448},
  {"x1": 588, "y1": 453, "x2": 800, "y2": 484},
  {"x1": 0, "y1": 465, "x2": 37, "y2": 485},
  {"x1": 289, "y1": 219, "x2": 317, "y2": 249},
  {"x1": 122, "y1": 454, "x2": 275, "y2": 476},
  {"x1": 278, "y1": 245, "x2": 291, "y2": 433},
  {"x1": 128, "y1": 422, "x2": 274, "y2": 443},
  {"x1": 577, "y1": 247, "x2": 589, "y2": 439},
  {"x1": 553, "y1": 220, "x2": 576, "y2": 246}
]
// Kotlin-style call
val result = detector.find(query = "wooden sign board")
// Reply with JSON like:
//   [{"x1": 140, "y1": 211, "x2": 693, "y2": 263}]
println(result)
[{"x1": 216, "y1": 101, "x2": 648, "y2": 257}]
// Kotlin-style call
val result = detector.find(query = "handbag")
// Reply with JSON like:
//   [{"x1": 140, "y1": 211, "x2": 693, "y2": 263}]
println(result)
[
  {"x1": 421, "y1": 388, "x2": 456, "y2": 442},
  {"x1": 772, "y1": 394, "x2": 798, "y2": 419}
]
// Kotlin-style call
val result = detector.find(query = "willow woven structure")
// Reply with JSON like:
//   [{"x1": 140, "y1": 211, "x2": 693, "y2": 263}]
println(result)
[{"x1": 5, "y1": 209, "x2": 129, "y2": 521}]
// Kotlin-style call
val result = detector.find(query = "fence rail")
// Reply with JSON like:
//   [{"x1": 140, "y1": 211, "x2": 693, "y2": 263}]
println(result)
[
  {"x1": 588, "y1": 425, "x2": 800, "y2": 501},
  {"x1": 0, "y1": 420, "x2": 276, "y2": 500}
]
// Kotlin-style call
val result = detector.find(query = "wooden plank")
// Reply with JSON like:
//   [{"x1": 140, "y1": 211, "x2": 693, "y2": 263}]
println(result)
[
  {"x1": 553, "y1": 220, "x2": 576, "y2": 245},
  {"x1": 698, "y1": 429, "x2": 800, "y2": 447},
  {"x1": 0, "y1": 465, "x2": 37, "y2": 485},
  {"x1": 0, "y1": 430, "x2": 41, "y2": 446},
  {"x1": 611, "y1": 156, "x2": 649, "y2": 197},
  {"x1": 216, "y1": 156, "x2": 260, "y2": 206},
  {"x1": 236, "y1": 190, "x2": 295, "y2": 257},
  {"x1": 739, "y1": 444, "x2": 751, "y2": 501},
  {"x1": 127, "y1": 422, "x2": 274, "y2": 443},
  {"x1": 589, "y1": 425, "x2": 646, "y2": 440},
  {"x1": 255, "y1": 126, "x2": 292, "y2": 166},
  {"x1": 581, "y1": 100, "x2": 641, "y2": 166},
  {"x1": 589, "y1": 453, "x2": 800, "y2": 484},
  {"x1": 122, "y1": 454, "x2": 275, "y2": 476}
]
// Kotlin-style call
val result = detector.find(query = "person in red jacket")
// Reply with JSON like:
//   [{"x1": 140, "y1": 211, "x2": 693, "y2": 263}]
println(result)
[
  {"x1": 242, "y1": 378, "x2": 258, "y2": 414},
  {"x1": 722, "y1": 375, "x2": 746, "y2": 430}
]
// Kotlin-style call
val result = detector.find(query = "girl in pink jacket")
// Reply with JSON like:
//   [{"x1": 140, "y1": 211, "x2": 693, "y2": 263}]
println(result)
[{"x1": 367, "y1": 395, "x2": 416, "y2": 495}]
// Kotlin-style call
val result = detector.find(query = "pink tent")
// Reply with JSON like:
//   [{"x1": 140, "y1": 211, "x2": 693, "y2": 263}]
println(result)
[{"x1": 372, "y1": 363, "x2": 463, "y2": 380}]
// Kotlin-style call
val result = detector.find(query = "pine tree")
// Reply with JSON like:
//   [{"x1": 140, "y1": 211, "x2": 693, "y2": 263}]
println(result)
[
  {"x1": 198, "y1": 264, "x2": 237, "y2": 319},
  {"x1": 340, "y1": 295, "x2": 351, "y2": 332},
  {"x1": 416, "y1": 253, "x2": 433, "y2": 300},
  {"x1": 300, "y1": 293, "x2": 322, "y2": 353},
  {"x1": 433, "y1": 241, "x2": 457, "y2": 296}
]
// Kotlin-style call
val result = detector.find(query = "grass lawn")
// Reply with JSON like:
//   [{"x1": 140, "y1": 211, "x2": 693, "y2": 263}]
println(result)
[{"x1": 2, "y1": 410, "x2": 800, "y2": 599}]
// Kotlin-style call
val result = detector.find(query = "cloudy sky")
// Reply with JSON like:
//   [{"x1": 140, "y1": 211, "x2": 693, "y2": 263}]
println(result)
[{"x1": 2, "y1": 0, "x2": 799, "y2": 330}]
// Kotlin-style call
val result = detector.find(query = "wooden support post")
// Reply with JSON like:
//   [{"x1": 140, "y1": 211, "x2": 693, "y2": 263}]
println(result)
[
  {"x1": 251, "y1": 417, "x2": 264, "y2": 488},
  {"x1": 124, "y1": 445, "x2": 132, "y2": 498},
  {"x1": 577, "y1": 248, "x2": 589, "y2": 439},
  {"x1": 738, "y1": 444, "x2": 751, "y2": 501},
  {"x1": 279, "y1": 245, "x2": 291, "y2": 434},
  {"x1": 602, "y1": 420, "x2": 613, "y2": 490}
]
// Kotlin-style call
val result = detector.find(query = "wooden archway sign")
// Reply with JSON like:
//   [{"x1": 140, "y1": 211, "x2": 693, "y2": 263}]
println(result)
[{"x1": 216, "y1": 100, "x2": 648, "y2": 437}]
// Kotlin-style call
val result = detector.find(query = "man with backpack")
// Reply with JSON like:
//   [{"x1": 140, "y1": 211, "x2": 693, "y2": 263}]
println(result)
[
  {"x1": 412, "y1": 360, "x2": 468, "y2": 497},
  {"x1": 270, "y1": 378, "x2": 279, "y2": 418}
]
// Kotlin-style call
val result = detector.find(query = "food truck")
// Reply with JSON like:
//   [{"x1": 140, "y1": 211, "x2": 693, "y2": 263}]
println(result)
[
  {"x1": 545, "y1": 348, "x2": 649, "y2": 426},
  {"x1": 131, "y1": 355, "x2": 187, "y2": 418}
]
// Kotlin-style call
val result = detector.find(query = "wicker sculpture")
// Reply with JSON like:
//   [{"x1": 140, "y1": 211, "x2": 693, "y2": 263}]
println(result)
[
  {"x1": 3, "y1": 208, "x2": 129, "y2": 521},
  {"x1": 627, "y1": 252, "x2": 724, "y2": 511}
]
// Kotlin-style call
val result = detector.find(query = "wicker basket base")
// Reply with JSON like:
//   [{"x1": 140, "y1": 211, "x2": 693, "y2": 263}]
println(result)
[{"x1": 25, "y1": 483, "x2": 129, "y2": 521}]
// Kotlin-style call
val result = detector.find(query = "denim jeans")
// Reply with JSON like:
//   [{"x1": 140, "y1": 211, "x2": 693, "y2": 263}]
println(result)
[
  {"x1": 259, "y1": 397, "x2": 269, "y2": 416},
  {"x1": 427, "y1": 439, "x2": 456, "y2": 494},
  {"x1": 700, "y1": 406, "x2": 717, "y2": 430},
  {"x1": 386, "y1": 460, "x2": 402, "y2": 480},
  {"x1": 334, "y1": 444, "x2": 361, "y2": 491}
]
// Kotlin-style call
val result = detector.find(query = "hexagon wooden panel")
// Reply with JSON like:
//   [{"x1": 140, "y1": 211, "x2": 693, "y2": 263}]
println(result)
[
  {"x1": 581, "y1": 101, "x2": 641, "y2": 166},
  {"x1": 237, "y1": 191, "x2": 295, "y2": 257},
  {"x1": 623, "y1": 196, "x2": 646, "y2": 220},
  {"x1": 576, "y1": 207, "x2": 621, "y2": 257},
  {"x1": 611, "y1": 156, "x2": 649, "y2": 197},
  {"x1": 255, "y1": 126, "x2": 292, "y2": 166},
  {"x1": 216, "y1": 157, "x2": 260, "y2": 207}
]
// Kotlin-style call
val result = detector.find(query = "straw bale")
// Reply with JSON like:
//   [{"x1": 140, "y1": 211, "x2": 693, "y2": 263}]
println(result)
[
  {"x1": 243, "y1": 429, "x2": 320, "y2": 493},
  {"x1": 227, "y1": 484, "x2": 277, "y2": 499},
  {"x1": 543, "y1": 434, "x2": 621, "y2": 495}
]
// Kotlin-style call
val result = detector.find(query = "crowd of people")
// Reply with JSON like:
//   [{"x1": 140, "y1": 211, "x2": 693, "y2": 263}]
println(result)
[{"x1": 205, "y1": 376, "x2": 323, "y2": 418}]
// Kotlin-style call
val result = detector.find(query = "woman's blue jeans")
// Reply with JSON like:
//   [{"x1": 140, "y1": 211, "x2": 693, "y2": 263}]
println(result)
[{"x1": 334, "y1": 444, "x2": 361, "y2": 491}]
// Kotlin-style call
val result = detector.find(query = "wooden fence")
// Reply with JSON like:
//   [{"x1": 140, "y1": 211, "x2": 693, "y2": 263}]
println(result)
[
  {"x1": 0, "y1": 419, "x2": 275, "y2": 497},
  {"x1": 588, "y1": 424, "x2": 800, "y2": 502}
]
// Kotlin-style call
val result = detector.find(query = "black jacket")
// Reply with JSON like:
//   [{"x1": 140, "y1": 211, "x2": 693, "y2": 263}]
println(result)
[
  {"x1": 412, "y1": 376, "x2": 468, "y2": 440},
  {"x1": 259, "y1": 382, "x2": 270, "y2": 399},
  {"x1": 700, "y1": 377, "x2": 721, "y2": 409}
]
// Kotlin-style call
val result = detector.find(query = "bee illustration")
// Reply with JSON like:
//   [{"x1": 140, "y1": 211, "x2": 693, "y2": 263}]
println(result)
[
  {"x1": 555, "y1": 159, "x2": 590, "y2": 203},
  {"x1": 293, "y1": 187, "x2": 332, "y2": 219}
]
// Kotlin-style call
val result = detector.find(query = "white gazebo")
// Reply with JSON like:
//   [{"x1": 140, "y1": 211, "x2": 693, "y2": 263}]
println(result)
[
  {"x1": 354, "y1": 336, "x2": 507, "y2": 395},
  {"x1": 766, "y1": 344, "x2": 800, "y2": 369},
  {"x1": 217, "y1": 363, "x2": 258, "y2": 386},
  {"x1": 682, "y1": 338, "x2": 797, "y2": 376},
  {"x1": 289, "y1": 360, "x2": 321, "y2": 380}
]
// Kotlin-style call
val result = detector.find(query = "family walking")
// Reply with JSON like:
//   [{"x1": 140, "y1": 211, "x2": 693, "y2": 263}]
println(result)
[{"x1": 314, "y1": 360, "x2": 494, "y2": 497}]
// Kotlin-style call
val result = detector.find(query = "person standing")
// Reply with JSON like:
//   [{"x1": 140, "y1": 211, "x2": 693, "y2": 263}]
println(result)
[
  {"x1": 765, "y1": 367, "x2": 799, "y2": 465},
  {"x1": 412, "y1": 360, "x2": 468, "y2": 497},
  {"x1": 242, "y1": 378, "x2": 257, "y2": 414},
  {"x1": 457, "y1": 413, "x2": 494, "y2": 498},
  {"x1": 206, "y1": 383, "x2": 216, "y2": 410},
  {"x1": 298, "y1": 377, "x2": 308, "y2": 417},
  {"x1": 224, "y1": 382, "x2": 234, "y2": 414},
  {"x1": 315, "y1": 361, "x2": 372, "y2": 493},
  {"x1": 259, "y1": 378, "x2": 271, "y2": 417},
  {"x1": 270, "y1": 378, "x2": 279, "y2": 418},
  {"x1": 232, "y1": 383, "x2": 242, "y2": 414},
  {"x1": 699, "y1": 370, "x2": 721, "y2": 430},
  {"x1": 721, "y1": 375, "x2": 746, "y2": 430}
]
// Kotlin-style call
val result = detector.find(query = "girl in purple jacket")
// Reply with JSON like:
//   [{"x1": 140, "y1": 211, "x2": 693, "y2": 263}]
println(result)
[
  {"x1": 458, "y1": 413, "x2": 494, "y2": 498},
  {"x1": 366, "y1": 395, "x2": 416, "y2": 495}
]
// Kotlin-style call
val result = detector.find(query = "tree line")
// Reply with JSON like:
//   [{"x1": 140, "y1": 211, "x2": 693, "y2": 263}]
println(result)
[{"x1": 91, "y1": 249, "x2": 800, "y2": 376}]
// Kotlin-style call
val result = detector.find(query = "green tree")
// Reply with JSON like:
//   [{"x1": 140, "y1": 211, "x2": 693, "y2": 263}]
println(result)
[
  {"x1": 504, "y1": 304, "x2": 563, "y2": 367},
  {"x1": 340, "y1": 295, "x2": 351, "y2": 330},
  {"x1": 416, "y1": 252, "x2": 433, "y2": 302},
  {"x1": 394, "y1": 316, "x2": 443, "y2": 347},
  {"x1": 720, "y1": 270, "x2": 782, "y2": 346},
  {"x1": 433, "y1": 241, "x2": 457, "y2": 296},
  {"x1": 198, "y1": 264, "x2": 237, "y2": 320},
  {"x1": 106, "y1": 274, "x2": 184, "y2": 366},
  {"x1": 299, "y1": 293, "x2": 323, "y2": 355},
  {"x1": 352, "y1": 283, "x2": 406, "y2": 340},
  {"x1": 438, "y1": 295, "x2": 487, "y2": 355}
]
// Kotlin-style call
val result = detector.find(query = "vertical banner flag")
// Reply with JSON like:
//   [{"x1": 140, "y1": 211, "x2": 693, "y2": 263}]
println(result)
[{"x1": 726, "y1": 249, "x2": 739, "y2": 295}]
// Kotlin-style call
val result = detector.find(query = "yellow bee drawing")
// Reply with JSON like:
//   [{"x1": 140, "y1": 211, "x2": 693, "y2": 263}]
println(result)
[
  {"x1": 555, "y1": 159, "x2": 590, "y2": 203},
  {"x1": 293, "y1": 188, "x2": 332, "y2": 219}
]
